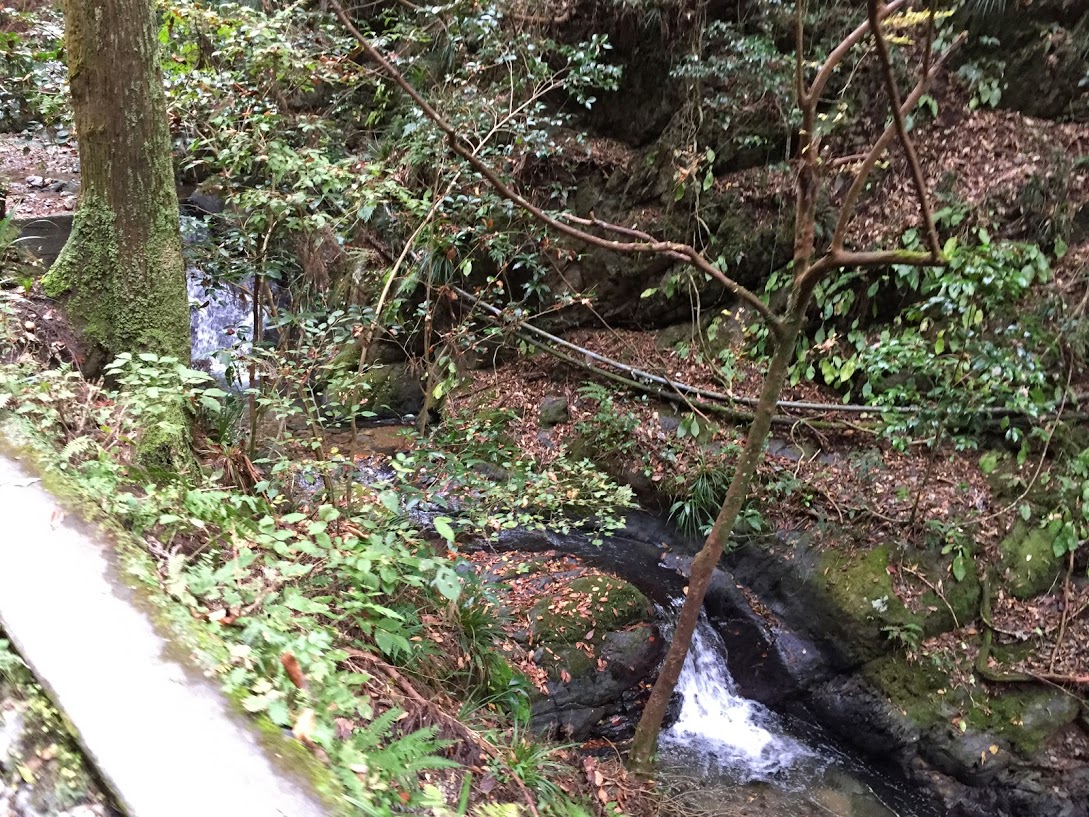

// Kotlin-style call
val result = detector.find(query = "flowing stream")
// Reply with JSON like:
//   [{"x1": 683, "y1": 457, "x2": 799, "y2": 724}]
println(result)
[
  {"x1": 182, "y1": 216, "x2": 254, "y2": 380},
  {"x1": 658, "y1": 615, "x2": 932, "y2": 817},
  {"x1": 661, "y1": 615, "x2": 819, "y2": 780},
  {"x1": 187, "y1": 268, "x2": 253, "y2": 379},
  {"x1": 185, "y1": 282, "x2": 935, "y2": 816}
]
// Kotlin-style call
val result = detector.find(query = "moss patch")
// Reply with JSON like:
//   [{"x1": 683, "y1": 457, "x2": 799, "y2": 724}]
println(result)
[
  {"x1": 865, "y1": 653, "x2": 951, "y2": 729},
  {"x1": 965, "y1": 684, "x2": 1080, "y2": 755},
  {"x1": 998, "y1": 521, "x2": 1063, "y2": 599},
  {"x1": 529, "y1": 575, "x2": 650, "y2": 647},
  {"x1": 820, "y1": 544, "x2": 916, "y2": 660},
  {"x1": 867, "y1": 649, "x2": 1080, "y2": 757}
]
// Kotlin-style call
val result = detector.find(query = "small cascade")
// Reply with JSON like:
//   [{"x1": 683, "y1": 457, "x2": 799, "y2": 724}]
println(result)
[
  {"x1": 180, "y1": 215, "x2": 254, "y2": 381},
  {"x1": 187, "y1": 268, "x2": 253, "y2": 380},
  {"x1": 660, "y1": 615, "x2": 822, "y2": 783}
]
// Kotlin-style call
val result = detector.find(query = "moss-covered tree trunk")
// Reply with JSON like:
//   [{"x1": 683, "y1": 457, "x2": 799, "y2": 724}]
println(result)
[{"x1": 44, "y1": 0, "x2": 189, "y2": 373}]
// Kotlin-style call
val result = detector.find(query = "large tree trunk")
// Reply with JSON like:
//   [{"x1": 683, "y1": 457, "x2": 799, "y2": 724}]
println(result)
[{"x1": 44, "y1": 0, "x2": 189, "y2": 372}]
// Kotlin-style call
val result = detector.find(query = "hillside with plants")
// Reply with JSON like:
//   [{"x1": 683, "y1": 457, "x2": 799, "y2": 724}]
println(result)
[{"x1": 2, "y1": 1, "x2": 1089, "y2": 816}]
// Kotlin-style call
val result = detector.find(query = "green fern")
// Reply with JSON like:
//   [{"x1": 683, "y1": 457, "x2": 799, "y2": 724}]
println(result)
[
  {"x1": 349, "y1": 708, "x2": 457, "y2": 783},
  {"x1": 475, "y1": 805, "x2": 522, "y2": 817},
  {"x1": 60, "y1": 435, "x2": 98, "y2": 463}
]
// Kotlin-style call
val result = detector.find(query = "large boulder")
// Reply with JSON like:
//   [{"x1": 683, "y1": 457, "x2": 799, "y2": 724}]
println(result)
[{"x1": 521, "y1": 574, "x2": 664, "y2": 740}]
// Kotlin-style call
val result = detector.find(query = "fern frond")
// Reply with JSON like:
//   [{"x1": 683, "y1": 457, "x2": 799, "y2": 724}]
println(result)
[
  {"x1": 349, "y1": 711, "x2": 457, "y2": 784},
  {"x1": 60, "y1": 435, "x2": 98, "y2": 462},
  {"x1": 474, "y1": 805, "x2": 522, "y2": 817}
]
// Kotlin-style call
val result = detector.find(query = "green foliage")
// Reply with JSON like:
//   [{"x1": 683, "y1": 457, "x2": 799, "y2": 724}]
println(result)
[
  {"x1": 783, "y1": 231, "x2": 1058, "y2": 449},
  {"x1": 957, "y1": 39, "x2": 1006, "y2": 110},
  {"x1": 0, "y1": 637, "x2": 27, "y2": 682},
  {"x1": 881, "y1": 620, "x2": 924, "y2": 651},
  {"x1": 925, "y1": 518, "x2": 974, "y2": 582},
  {"x1": 667, "y1": 453, "x2": 732, "y2": 538},
  {"x1": 0, "y1": 328, "x2": 625, "y2": 813},
  {"x1": 670, "y1": 20, "x2": 797, "y2": 156},
  {"x1": 411, "y1": 403, "x2": 635, "y2": 543},
  {"x1": 0, "y1": 8, "x2": 68, "y2": 132},
  {"x1": 573, "y1": 383, "x2": 642, "y2": 460},
  {"x1": 1036, "y1": 448, "x2": 1089, "y2": 563}
]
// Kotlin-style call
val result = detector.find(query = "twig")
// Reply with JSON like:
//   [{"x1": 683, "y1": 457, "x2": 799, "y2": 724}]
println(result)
[
  {"x1": 327, "y1": 0, "x2": 786, "y2": 343},
  {"x1": 1049, "y1": 550, "x2": 1076, "y2": 673},
  {"x1": 867, "y1": 0, "x2": 942, "y2": 258},
  {"x1": 901, "y1": 563, "x2": 959, "y2": 629},
  {"x1": 829, "y1": 31, "x2": 966, "y2": 254}
]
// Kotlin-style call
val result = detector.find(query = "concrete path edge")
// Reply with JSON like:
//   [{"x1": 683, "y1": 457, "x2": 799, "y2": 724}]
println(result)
[{"x1": 0, "y1": 432, "x2": 335, "y2": 817}]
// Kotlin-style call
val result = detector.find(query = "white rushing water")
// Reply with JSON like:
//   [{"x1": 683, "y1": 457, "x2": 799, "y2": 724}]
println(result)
[
  {"x1": 187, "y1": 268, "x2": 253, "y2": 380},
  {"x1": 660, "y1": 615, "x2": 821, "y2": 783}
]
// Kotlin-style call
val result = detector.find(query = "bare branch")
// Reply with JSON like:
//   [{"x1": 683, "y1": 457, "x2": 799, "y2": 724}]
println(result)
[
  {"x1": 327, "y1": 0, "x2": 785, "y2": 341},
  {"x1": 807, "y1": 0, "x2": 908, "y2": 103},
  {"x1": 831, "y1": 31, "x2": 966, "y2": 253},
  {"x1": 867, "y1": 0, "x2": 942, "y2": 258}
]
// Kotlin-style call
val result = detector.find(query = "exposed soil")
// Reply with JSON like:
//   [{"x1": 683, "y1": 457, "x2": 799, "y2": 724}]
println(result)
[{"x1": 0, "y1": 133, "x2": 79, "y2": 219}]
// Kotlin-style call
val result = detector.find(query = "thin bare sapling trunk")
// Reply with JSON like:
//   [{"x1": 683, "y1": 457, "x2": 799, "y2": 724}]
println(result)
[{"x1": 328, "y1": 0, "x2": 956, "y2": 770}]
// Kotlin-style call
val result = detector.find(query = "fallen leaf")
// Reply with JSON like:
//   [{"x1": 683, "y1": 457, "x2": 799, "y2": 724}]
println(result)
[{"x1": 281, "y1": 651, "x2": 309, "y2": 691}]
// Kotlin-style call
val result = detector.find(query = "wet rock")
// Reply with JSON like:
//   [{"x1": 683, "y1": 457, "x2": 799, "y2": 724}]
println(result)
[
  {"x1": 24, "y1": 176, "x2": 45, "y2": 189},
  {"x1": 657, "y1": 413, "x2": 680, "y2": 434},
  {"x1": 921, "y1": 727, "x2": 1010, "y2": 786},
  {"x1": 524, "y1": 573, "x2": 661, "y2": 740},
  {"x1": 538, "y1": 395, "x2": 569, "y2": 428},
  {"x1": 808, "y1": 674, "x2": 920, "y2": 759},
  {"x1": 181, "y1": 192, "x2": 225, "y2": 218},
  {"x1": 1017, "y1": 690, "x2": 1081, "y2": 752},
  {"x1": 351, "y1": 363, "x2": 425, "y2": 420},
  {"x1": 531, "y1": 623, "x2": 664, "y2": 741}
]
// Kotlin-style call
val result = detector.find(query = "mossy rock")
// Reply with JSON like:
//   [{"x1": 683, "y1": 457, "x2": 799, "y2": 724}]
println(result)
[
  {"x1": 905, "y1": 549, "x2": 981, "y2": 638},
  {"x1": 865, "y1": 652, "x2": 952, "y2": 730},
  {"x1": 868, "y1": 651, "x2": 1080, "y2": 760},
  {"x1": 536, "y1": 643, "x2": 597, "y2": 683},
  {"x1": 998, "y1": 521, "x2": 1063, "y2": 599},
  {"x1": 967, "y1": 685, "x2": 1082, "y2": 756},
  {"x1": 529, "y1": 576, "x2": 650, "y2": 648},
  {"x1": 354, "y1": 363, "x2": 425, "y2": 420},
  {"x1": 819, "y1": 544, "x2": 917, "y2": 661}
]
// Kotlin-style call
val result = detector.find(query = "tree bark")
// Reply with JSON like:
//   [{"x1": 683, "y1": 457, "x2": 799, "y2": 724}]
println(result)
[
  {"x1": 44, "y1": 0, "x2": 189, "y2": 372},
  {"x1": 627, "y1": 317, "x2": 800, "y2": 768}
]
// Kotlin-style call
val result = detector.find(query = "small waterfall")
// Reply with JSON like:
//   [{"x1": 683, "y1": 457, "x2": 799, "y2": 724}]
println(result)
[
  {"x1": 181, "y1": 215, "x2": 254, "y2": 381},
  {"x1": 660, "y1": 615, "x2": 822, "y2": 783},
  {"x1": 187, "y1": 268, "x2": 253, "y2": 380}
]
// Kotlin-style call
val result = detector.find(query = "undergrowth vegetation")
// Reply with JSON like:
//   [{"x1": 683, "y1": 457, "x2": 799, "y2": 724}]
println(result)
[
  {"x1": 2, "y1": 0, "x2": 1089, "y2": 811},
  {"x1": 0, "y1": 293, "x2": 631, "y2": 816}
]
